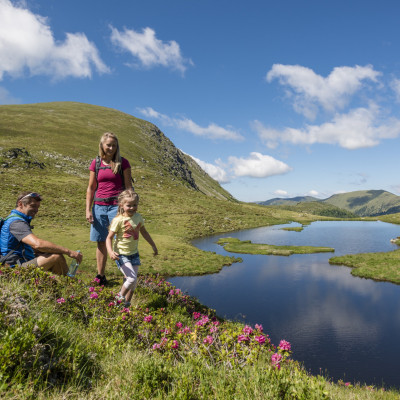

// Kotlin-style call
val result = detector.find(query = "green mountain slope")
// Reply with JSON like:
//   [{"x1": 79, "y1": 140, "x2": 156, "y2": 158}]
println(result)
[
  {"x1": 0, "y1": 101, "x2": 234, "y2": 201},
  {"x1": 259, "y1": 196, "x2": 319, "y2": 206},
  {"x1": 270, "y1": 201, "x2": 357, "y2": 218},
  {"x1": 258, "y1": 190, "x2": 400, "y2": 217},
  {"x1": 322, "y1": 190, "x2": 400, "y2": 217}
]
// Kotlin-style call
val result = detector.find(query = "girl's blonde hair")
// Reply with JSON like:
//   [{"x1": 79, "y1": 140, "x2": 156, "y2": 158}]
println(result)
[
  {"x1": 99, "y1": 132, "x2": 121, "y2": 174},
  {"x1": 117, "y1": 189, "x2": 139, "y2": 216}
]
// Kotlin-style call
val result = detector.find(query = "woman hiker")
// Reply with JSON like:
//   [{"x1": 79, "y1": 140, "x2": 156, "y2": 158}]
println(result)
[{"x1": 86, "y1": 132, "x2": 133, "y2": 285}]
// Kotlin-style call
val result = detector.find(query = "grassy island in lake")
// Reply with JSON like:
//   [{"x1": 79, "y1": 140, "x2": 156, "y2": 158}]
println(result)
[{"x1": 217, "y1": 237, "x2": 334, "y2": 256}]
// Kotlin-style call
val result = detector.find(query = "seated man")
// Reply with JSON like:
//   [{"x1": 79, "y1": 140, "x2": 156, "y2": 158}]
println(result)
[{"x1": 0, "y1": 191, "x2": 83, "y2": 275}]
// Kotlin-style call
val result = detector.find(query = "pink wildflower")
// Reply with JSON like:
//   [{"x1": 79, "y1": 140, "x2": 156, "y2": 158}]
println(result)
[
  {"x1": 243, "y1": 325, "x2": 253, "y2": 335},
  {"x1": 69, "y1": 295, "x2": 75, "y2": 299},
  {"x1": 88, "y1": 286, "x2": 95, "y2": 292},
  {"x1": 122, "y1": 315, "x2": 126, "y2": 321},
  {"x1": 203, "y1": 335, "x2": 214, "y2": 345},
  {"x1": 271, "y1": 353, "x2": 282, "y2": 369},
  {"x1": 238, "y1": 335, "x2": 250, "y2": 342},
  {"x1": 255, "y1": 323, "x2": 263, "y2": 332},
  {"x1": 279, "y1": 340, "x2": 291, "y2": 352},
  {"x1": 209, "y1": 326, "x2": 218, "y2": 333},
  {"x1": 254, "y1": 335, "x2": 266, "y2": 344},
  {"x1": 176, "y1": 322, "x2": 183, "y2": 328},
  {"x1": 56, "y1": 298, "x2": 65, "y2": 304},
  {"x1": 193, "y1": 312, "x2": 201, "y2": 320},
  {"x1": 144, "y1": 315, "x2": 153, "y2": 323},
  {"x1": 90, "y1": 292, "x2": 98, "y2": 299},
  {"x1": 93, "y1": 277, "x2": 101, "y2": 284},
  {"x1": 108, "y1": 302, "x2": 115, "y2": 307},
  {"x1": 171, "y1": 340, "x2": 179, "y2": 349},
  {"x1": 168, "y1": 289, "x2": 175, "y2": 296}
]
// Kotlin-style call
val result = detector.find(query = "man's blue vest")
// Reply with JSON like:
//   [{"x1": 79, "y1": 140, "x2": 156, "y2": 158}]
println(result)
[{"x1": 0, "y1": 209, "x2": 35, "y2": 264}]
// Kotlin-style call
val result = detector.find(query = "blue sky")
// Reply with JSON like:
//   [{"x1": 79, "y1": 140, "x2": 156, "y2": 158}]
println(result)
[{"x1": 1, "y1": 0, "x2": 400, "y2": 202}]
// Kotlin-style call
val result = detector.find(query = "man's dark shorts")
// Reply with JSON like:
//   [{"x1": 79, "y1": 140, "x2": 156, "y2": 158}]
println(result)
[{"x1": 20, "y1": 258, "x2": 39, "y2": 268}]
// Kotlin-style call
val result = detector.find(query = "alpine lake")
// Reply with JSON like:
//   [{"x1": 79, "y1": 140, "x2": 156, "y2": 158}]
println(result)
[{"x1": 168, "y1": 220, "x2": 400, "y2": 389}]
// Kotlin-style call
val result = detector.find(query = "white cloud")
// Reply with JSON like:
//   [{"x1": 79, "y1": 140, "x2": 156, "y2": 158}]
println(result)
[
  {"x1": 110, "y1": 26, "x2": 193, "y2": 74},
  {"x1": 0, "y1": 0, "x2": 109, "y2": 80},
  {"x1": 0, "y1": 86, "x2": 19, "y2": 104},
  {"x1": 307, "y1": 190, "x2": 319, "y2": 197},
  {"x1": 254, "y1": 104, "x2": 400, "y2": 150},
  {"x1": 266, "y1": 64, "x2": 380, "y2": 119},
  {"x1": 391, "y1": 78, "x2": 400, "y2": 102},
  {"x1": 189, "y1": 155, "x2": 230, "y2": 183},
  {"x1": 390, "y1": 185, "x2": 400, "y2": 195},
  {"x1": 228, "y1": 152, "x2": 292, "y2": 178},
  {"x1": 138, "y1": 107, "x2": 244, "y2": 141},
  {"x1": 274, "y1": 189, "x2": 289, "y2": 197}
]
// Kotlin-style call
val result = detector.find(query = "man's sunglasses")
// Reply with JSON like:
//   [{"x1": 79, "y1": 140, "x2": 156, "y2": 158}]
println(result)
[{"x1": 19, "y1": 192, "x2": 42, "y2": 201}]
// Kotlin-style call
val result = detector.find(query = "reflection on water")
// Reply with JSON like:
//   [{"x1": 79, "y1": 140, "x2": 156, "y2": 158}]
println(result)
[{"x1": 169, "y1": 221, "x2": 400, "y2": 388}]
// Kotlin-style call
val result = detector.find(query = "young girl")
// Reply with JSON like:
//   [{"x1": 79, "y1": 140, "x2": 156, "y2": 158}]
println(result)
[{"x1": 106, "y1": 190, "x2": 158, "y2": 307}]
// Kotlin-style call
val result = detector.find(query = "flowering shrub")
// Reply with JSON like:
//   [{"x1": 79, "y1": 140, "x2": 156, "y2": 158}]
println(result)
[{"x1": 0, "y1": 267, "x2": 307, "y2": 395}]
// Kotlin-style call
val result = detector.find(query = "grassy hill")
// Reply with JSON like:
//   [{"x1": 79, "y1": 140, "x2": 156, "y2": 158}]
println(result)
[
  {"x1": 259, "y1": 190, "x2": 400, "y2": 217},
  {"x1": 323, "y1": 190, "x2": 400, "y2": 216},
  {"x1": 258, "y1": 196, "x2": 319, "y2": 206},
  {"x1": 269, "y1": 201, "x2": 358, "y2": 218}
]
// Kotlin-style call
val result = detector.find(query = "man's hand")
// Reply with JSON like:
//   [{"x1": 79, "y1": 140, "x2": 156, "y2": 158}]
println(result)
[{"x1": 70, "y1": 250, "x2": 83, "y2": 264}]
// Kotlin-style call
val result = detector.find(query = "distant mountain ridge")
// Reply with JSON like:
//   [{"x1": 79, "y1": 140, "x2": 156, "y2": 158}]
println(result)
[
  {"x1": 259, "y1": 196, "x2": 319, "y2": 206},
  {"x1": 258, "y1": 190, "x2": 400, "y2": 217}
]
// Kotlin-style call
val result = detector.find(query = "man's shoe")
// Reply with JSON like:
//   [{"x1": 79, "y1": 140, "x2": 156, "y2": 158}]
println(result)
[{"x1": 95, "y1": 274, "x2": 108, "y2": 286}]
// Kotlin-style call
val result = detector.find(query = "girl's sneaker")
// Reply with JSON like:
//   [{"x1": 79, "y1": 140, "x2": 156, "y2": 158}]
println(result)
[{"x1": 114, "y1": 293, "x2": 125, "y2": 306}]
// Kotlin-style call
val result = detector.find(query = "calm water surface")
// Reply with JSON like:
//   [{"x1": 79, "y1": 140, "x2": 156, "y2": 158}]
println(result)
[{"x1": 168, "y1": 221, "x2": 400, "y2": 388}]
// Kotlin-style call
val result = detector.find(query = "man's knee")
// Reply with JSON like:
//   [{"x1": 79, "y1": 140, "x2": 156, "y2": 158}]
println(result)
[{"x1": 37, "y1": 253, "x2": 67, "y2": 274}]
